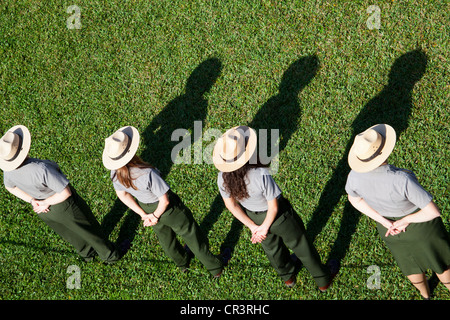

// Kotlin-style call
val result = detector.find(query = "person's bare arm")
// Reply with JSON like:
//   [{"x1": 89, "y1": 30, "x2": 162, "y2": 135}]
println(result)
[
  {"x1": 347, "y1": 194, "x2": 398, "y2": 236},
  {"x1": 392, "y1": 201, "x2": 441, "y2": 232},
  {"x1": 223, "y1": 196, "x2": 259, "y2": 235}
]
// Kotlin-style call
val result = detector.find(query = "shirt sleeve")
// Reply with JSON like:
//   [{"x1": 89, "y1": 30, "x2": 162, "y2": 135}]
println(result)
[
  {"x1": 217, "y1": 172, "x2": 231, "y2": 198},
  {"x1": 42, "y1": 164, "x2": 70, "y2": 193},
  {"x1": 260, "y1": 170, "x2": 281, "y2": 201},
  {"x1": 3, "y1": 173, "x2": 16, "y2": 188},
  {"x1": 111, "y1": 171, "x2": 125, "y2": 191},
  {"x1": 148, "y1": 169, "x2": 170, "y2": 199},
  {"x1": 403, "y1": 172, "x2": 433, "y2": 209},
  {"x1": 345, "y1": 171, "x2": 360, "y2": 197}
]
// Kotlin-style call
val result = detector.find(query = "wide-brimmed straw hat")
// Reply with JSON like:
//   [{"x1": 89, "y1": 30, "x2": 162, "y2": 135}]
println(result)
[
  {"x1": 103, "y1": 126, "x2": 140, "y2": 170},
  {"x1": 0, "y1": 125, "x2": 31, "y2": 172},
  {"x1": 348, "y1": 124, "x2": 396, "y2": 173},
  {"x1": 213, "y1": 126, "x2": 257, "y2": 172}
]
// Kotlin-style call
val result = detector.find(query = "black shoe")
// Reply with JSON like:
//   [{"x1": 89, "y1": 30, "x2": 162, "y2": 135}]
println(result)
[
  {"x1": 221, "y1": 247, "x2": 232, "y2": 266},
  {"x1": 184, "y1": 244, "x2": 194, "y2": 258},
  {"x1": 118, "y1": 239, "x2": 132, "y2": 256},
  {"x1": 290, "y1": 253, "x2": 303, "y2": 270}
]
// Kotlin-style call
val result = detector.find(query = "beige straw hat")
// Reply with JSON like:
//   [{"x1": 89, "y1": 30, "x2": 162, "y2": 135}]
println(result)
[
  {"x1": 348, "y1": 124, "x2": 396, "y2": 173},
  {"x1": 103, "y1": 126, "x2": 140, "y2": 170},
  {"x1": 213, "y1": 126, "x2": 257, "y2": 172},
  {"x1": 0, "y1": 125, "x2": 31, "y2": 172}
]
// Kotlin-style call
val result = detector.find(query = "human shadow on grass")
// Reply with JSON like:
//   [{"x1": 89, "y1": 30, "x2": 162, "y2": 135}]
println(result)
[
  {"x1": 101, "y1": 58, "x2": 223, "y2": 250},
  {"x1": 306, "y1": 49, "x2": 428, "y2": 265},
  {"x1": 199, "y1": 55, "x2": 320, "y2": 263}
]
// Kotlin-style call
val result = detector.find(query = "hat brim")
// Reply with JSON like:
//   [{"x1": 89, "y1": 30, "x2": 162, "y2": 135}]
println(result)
[
  {"x1": 212, "y1": 126, "x2": 257, "y2": 172},
  {"x1": 102, "y1": 126, "x2": 140, "y2": 170},
  {"x1": 348, "y1": 124, "x2": 396, "y2": 173},
  {"x1": 0, "y1": 125, "x2": 31, "y2": 172}
]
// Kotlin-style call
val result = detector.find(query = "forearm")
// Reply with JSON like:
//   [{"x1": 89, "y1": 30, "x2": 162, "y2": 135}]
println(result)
[
  {"x1": 41, "y1": 186, "x2": 72, "y2": 206},
  {"x1": 261, "y1": 199, "x2": 278, "y2": 229},
  {"x1": 401, "y1": 201, "x2": 440, "y2": 224},
  {"x1": 225, "y1": 202, "x2": 257, "y2": 229},
  {"x1": 152, "y1": 194, "x2": 170, "y2": 219},
  {"x1": 117, "y1": 191, "x2": 147, "y2": 218},
  {"x1": 347, "y1": 195, "x2": 392, "y2": 228},
  {"x1": 5, "y1": 186, "x2": 34, "y2": 203},
  {"x1": 232, "y1": 208, "x2": 256, "y2": 229}
]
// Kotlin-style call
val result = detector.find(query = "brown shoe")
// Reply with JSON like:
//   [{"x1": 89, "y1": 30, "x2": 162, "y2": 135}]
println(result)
[
  {"x1": 319, "y1": 259, "x2": 339, "y2": 292},
  {"x1": 319, "y1": 282, "x2": 331, "y2": 292},
  {"x1": 213, "y1": 267, "x2": 224, "y2": 278},
  {"x1": 285, "y1": 275, "x2": 296, "y2": 288}
]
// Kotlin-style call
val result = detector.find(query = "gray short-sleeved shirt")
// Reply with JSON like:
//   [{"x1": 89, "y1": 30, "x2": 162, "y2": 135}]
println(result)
[
  {"x1": 111, "y1": 167, "x2": 170, "y2": 204},
  {"x1": 3, "y1": 158, "x2": 70, "y2": 200},
  {"x1": 217, "y1": 167, "x2": 282, "y2": 212},
  {"x1": 345, "y1": 164, "x2": 433, "y2": 217}
]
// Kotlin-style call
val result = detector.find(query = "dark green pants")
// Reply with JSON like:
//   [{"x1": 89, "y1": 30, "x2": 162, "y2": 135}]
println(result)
[
  {"x1": 38, "y1": 187, "x2": 120, "y2": 263},
  {"x1": 138, "y1": 192, "x2": 223, "y2": 276},
  {"x1": 245, "y1": 197, "x2": 330, "y2": 287}
]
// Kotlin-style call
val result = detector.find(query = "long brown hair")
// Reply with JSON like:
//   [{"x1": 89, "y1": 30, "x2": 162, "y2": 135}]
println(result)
[
  {"x1": 222, "y1": 159, "x2": 267, "y2": 201},
  {"x1": 112, "y1": 155, "x2": 154, "y2": 190}
]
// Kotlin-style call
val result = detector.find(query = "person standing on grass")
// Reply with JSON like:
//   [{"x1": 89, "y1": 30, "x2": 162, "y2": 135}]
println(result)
[
  {"x1": 345, "y1": 123, "x2": 450, "y2": 299},
  {"x1": 0, "y1": 125, "x2": 121, "y2": 264},
  {"x1": 103, "y1": 126, "x2": 223, "y2": 277},
  {"x1": 213, "y1": 125, "x2": 338, "y2": 291}
]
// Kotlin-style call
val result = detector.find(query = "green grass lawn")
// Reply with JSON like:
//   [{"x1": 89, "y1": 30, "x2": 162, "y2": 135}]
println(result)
[{"x1": 0, "y1": 0, "x2": 449, "y2": 301}]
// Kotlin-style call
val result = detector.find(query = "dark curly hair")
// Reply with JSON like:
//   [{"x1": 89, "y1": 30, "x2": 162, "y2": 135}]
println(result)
[{"x1": 222, "y1": 160, "x2": 267, "y2": 201}]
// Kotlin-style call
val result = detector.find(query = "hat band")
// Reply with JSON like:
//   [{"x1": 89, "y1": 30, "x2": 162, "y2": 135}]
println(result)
[
  {"x1": 357, "y1": 135, "x2": 386, "y2": 162},
  {"x1": 109, "y1": 137, "x2": 132, "y2": 161},
  {"x1": 220, "y1": 152, "x2": 241, "y2": 163}
]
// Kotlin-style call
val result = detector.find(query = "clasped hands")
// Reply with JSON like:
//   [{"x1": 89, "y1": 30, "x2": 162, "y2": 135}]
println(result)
[
  {"x1": 384, "y1": 219, "x2": 409, "y2": 237},
  {"x1": 142, "y1": 213, "x2": 159, "y2": 227},
  {"x1": 250, "y1": 225, "x2": 269, "y2": 244},
  {"x1": 31, "y1": 199, "x2": 50, "y2": 214}
]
